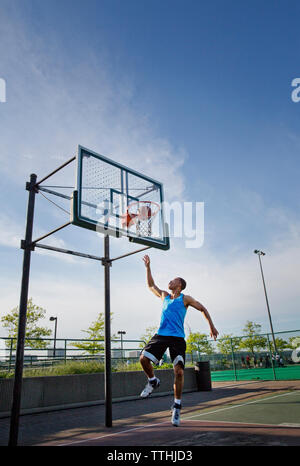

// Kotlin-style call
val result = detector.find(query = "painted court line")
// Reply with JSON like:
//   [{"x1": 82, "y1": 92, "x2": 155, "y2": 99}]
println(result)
[
  {"x1": 280, "y1": 423, "x2": 300, "y2": 427},
  {"x1": 181, "y1": 390, "x2": 299, "y2": 421},
  {"x1": 183, "y1": 419, "x2": 285, "y2": 428},
  {"x1": 59, "y1": 420, "x2": 171, "y2": 446},
  {"x1": 59, "y1": 390, "x2": 299, "y2": 446}
]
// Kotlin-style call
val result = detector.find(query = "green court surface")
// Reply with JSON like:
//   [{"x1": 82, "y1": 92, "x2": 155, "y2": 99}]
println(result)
[
  {"x1": 182, "y1": 389, "x2": 300, "y2": 426},
  {"x1": 211, "y1": 365, "x2": 300, "y2": 382}
]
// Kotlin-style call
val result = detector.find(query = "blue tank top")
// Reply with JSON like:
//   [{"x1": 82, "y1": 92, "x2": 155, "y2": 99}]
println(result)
[{"x1": 157, "y1": 293, "x2": 187, "y2": 338}]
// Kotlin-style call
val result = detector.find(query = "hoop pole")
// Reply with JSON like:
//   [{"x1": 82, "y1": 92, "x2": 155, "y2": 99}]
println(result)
[
  {"x1": 103, "y1": 235, "x2": 112, "y2": 427},
  {"x1": 110, "y1": 245, "x2": 151, "y2": 262},
  {"x1": 9, "y1": 174, "x2": 37, "y2": 446},
  {"x1": 34, "y1": 156, "x2": 76, "y2": 187},
  {"x1": 38, "y1": 186, "x2": 98, "y2": 210},
  {"x1": 31, "y1": 221, "x2": 71, "y2": 245},
  {"x1": 38, "y1": 187, "x2": 72, "y2": 201},
  {"x1": 34, "y1": 243, "x2": 105, "y2": 262}
]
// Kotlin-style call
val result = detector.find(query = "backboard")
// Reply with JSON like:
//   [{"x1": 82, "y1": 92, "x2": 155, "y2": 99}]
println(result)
[{"x1": 71, "y1": 145, "x2": 170, "y2": 250}]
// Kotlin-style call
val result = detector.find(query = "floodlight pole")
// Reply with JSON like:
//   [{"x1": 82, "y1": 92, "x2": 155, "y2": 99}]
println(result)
[
  {"x1": 103, "y1": 234, "x2": 112, "y2": 427},
  {"x1": 118, "y1": 330, "x2": 126, "y2": 359},
  {"x1": 49, "y1": 317, "x2": 58, "y2": 357},
  {"x1": 254, "y1": 249, "x2": 277, "y2": 355},
  {"x1": 8, "y1": 174, "x2": 37, "y2": 446}
]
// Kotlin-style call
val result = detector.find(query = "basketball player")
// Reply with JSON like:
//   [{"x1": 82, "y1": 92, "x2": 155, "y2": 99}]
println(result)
[{"x1": 140, "y1": 255, "x2": 219, "y2": 426}]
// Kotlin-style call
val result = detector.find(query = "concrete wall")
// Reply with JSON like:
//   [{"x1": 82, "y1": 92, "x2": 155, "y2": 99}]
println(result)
[{"x1": 0, "y1": 368, "x2": 199, "y2": 418}]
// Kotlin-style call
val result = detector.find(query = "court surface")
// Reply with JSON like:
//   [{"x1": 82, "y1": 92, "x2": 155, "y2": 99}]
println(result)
[{"x1": 0, "y1": 380, "x2": 299, "y2": 446}]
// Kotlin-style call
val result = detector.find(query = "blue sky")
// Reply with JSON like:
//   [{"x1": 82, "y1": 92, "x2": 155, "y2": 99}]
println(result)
[{"x1": 0, "y1": 0, "x2": 300, "y2": 344}]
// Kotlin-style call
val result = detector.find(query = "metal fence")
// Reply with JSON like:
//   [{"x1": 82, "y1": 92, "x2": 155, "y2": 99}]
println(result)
[
  {"x1": 1, "y1": 329, "x2": 299, "y2": 381},
  {"x1": 192, "y1": 329, "x2": 300, "y2": 382},
  {"x1": 0, "y1": 336, "x2": 146, "y2": 372}
]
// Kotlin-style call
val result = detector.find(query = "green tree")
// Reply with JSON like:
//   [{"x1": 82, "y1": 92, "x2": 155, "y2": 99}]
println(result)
[
  {"x1": 139, "y1": 325, "x2": 157, "y2": 348},
  {"x1": 269, "y1": 337, "x2": 289, "y2": 353},
  {"x1": 238, "y1": 321, "x2": 267, "y2": 355},
  {"x1": 289, "y1": 336, "x2": 300, "y2": 348},
  {"x1": 0, "y1": 298, "x2": 52, "y2": 349},
  {"x1": 186, "y1": 332, "x2": 215, "y2": 356},
  {"x1": 216, "y1": 334, "x2": 240, "y2": 355},
  {"x1": 72, "y1": 312, "x2": 115, "y2": 355}
]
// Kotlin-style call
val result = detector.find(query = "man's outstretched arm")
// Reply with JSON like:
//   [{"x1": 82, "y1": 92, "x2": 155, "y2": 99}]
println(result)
[
  {"x1": 143, "y1": 255, "x2": 168, "y2": 300},
  {"x1": 184, "y1": 295, "x2": 219, "y2": 340}
]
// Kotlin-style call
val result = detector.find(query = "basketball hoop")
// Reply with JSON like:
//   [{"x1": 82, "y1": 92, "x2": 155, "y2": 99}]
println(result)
[{"x1": 121, "y1": 201, "x2": 160, "y2": 237}]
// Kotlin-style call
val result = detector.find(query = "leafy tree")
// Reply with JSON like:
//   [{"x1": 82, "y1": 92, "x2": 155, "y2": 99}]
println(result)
[
  {"x1": 139, "y1": 325, "x2": 157, "y2": 348},
  {"x1": 269, "y1": 337, "x2": 289, "y2": 353},
  {"x1": 238, "y1": 321, "x2": 267, "y2": 355},
  {"x1": 186, "y1": 332, "x2": 215, "y2": 356},
  {"x1": 216, "y1": 334, "x2": 240, "y2": 355},
  {"x1": 288, "y1": 336, "x2": 300, "y2": 349},
  {"x1": 0, "y1": 298, "x2": 52, "y2": 349},
  {"x1": 72, "y1": 312, "x2": 115, "y2": 355}
]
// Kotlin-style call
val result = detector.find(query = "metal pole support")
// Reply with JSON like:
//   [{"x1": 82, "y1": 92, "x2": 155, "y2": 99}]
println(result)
[
  {"x1": 8, "y1": 174, "x2": 37, "y2": 446},
  {"x1": 103, "y1": 235, "x2": 112, "y2": 427},
  {"x1": 257, "y1": 254, "x2": 277, "y2": 354}
]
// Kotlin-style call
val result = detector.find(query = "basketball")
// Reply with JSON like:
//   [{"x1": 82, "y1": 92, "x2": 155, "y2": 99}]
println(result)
[{"x1": 138, "y1": 205, "x2": 151, "y2": 221}]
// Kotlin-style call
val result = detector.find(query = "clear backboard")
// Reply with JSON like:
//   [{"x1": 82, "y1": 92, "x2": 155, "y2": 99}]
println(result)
[{"x1": 71, "y1": 146, "x2": 170, "y2": 250}]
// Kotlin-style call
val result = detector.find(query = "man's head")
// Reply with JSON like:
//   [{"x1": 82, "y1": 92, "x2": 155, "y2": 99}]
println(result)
[{"x1": 168, "y1": 277, "x2": 186, "y2": 292}]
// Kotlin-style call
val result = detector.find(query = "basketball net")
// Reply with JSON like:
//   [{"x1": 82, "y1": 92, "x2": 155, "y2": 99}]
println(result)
[{"x1": 121, "y1": 201, "x2": 160, "y2": 237}]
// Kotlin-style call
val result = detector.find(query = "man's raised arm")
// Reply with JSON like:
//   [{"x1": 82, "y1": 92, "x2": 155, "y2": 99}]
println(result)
[
  {"x1": 143, "y1": 255, "x2": 167, "y2": 299},
  {"x1": 184, "y1": 295, "x2": 219, "y2": 340}
]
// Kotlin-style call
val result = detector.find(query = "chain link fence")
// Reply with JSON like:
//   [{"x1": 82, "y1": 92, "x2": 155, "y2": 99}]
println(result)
[
  {"x1": 190, "y1": 329, "x2": 300, "y2": 381},
  {"x1": 1, "y1": 330, "x2": 300, "y2": 381},
  {"x1": 0, "y1": 336, "x2": 146, "y2": 372}
]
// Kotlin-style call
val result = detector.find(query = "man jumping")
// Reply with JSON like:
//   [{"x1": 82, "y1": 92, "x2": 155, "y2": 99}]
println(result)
[{"x1": 140, "y1": 255, "x2": 219, "y2": 427}]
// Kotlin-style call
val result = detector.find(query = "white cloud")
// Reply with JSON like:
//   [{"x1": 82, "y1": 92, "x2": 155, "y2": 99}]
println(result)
[
  {"x1": 0, "y1": 214, "x2": 22, "y2": 248},
  {"x1": 0, "y1": 213, "x2": 84, "y2": 264},
  {"x1": 0, "y1": 8, "x2": 187, "y2": 202},
  {"x1": 1, "y1": 219, "x2": 300, "y2": 342}
]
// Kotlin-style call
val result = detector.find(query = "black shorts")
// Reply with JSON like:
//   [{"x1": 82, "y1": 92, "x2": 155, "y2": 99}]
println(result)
[{"x1": 141, "y1": 334, "x2": 186, "y2": 368}]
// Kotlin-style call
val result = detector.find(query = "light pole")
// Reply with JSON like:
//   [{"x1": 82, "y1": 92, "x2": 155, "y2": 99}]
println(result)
[
  {"x1": 118, "y1": 330, "x2": 126, "y2": 360},
  {"x1": 49, "y1": 316, "x2": 58, "y2": 358},
  {"x1": 254, "y1": 250, "x2": 277, "y2": 354}
]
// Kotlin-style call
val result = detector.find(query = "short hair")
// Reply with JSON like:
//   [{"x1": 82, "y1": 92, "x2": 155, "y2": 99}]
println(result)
[{"x1": 178, "y1": 277, "x2": 186, "y2": 291}]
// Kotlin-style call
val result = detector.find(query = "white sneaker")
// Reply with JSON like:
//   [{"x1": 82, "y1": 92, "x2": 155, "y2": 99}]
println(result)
[
  {"x1": 171, "y1": 403, "x2": 181, "y2": 426},
  {"x1": 140, "y1": 377, "x2": 160, "y2": 398}
]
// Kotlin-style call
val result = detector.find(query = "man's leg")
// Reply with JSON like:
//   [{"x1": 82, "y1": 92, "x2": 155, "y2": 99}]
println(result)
[
  {"x1": 139, "y1": 335, "x2": 165, "y2": 398},
  {"x1": 173, "y1": 362, "x2": 184, "y2": 400},
  {"x1": 170, "y1": 338, "x2": 186, "y2": 426},
  {"x1": 171, "y1": 362, "x2": 184, "y2": 427},
  {"x1": 140, "y1": 354, "x2": 155, "y2": 379}
]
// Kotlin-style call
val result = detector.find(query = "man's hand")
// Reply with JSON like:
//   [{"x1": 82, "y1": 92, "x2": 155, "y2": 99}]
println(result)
[
  {"x1": 143, "y1": 255, "x2": 167, "y2": 299},
  {"x1": 143, "y1": 255, "x2": 150, "y2": 267},
  {"x1": 210, "y1": 325, "x2": 219, "y2": 341}
]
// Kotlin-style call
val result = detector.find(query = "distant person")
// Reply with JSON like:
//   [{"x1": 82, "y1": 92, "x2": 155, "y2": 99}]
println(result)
[
  {"x1": 241, "y1": 356, "x2": 245, "y2": 369},
  {"x1": 265, "y1": 354, "x2": 271, "y2": 368},
  {"x1": 253, "y1": 355, "x2": 257, "y2": 368},
  {"x1": 246, "y1": 355, "x2": 251, "y2": 369},
  {"x1": 139, "y1": 255, "x2": 219, "y2": 427},
  {"x1": 259, "y1": 356, "x2": 263, "y2": 368},
  {"x1": 279, "y1": 356, "x2": 284, "y2": 367},
  {"x1": 272, "y1": 353, "x2": 276, "y2": 366}
]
